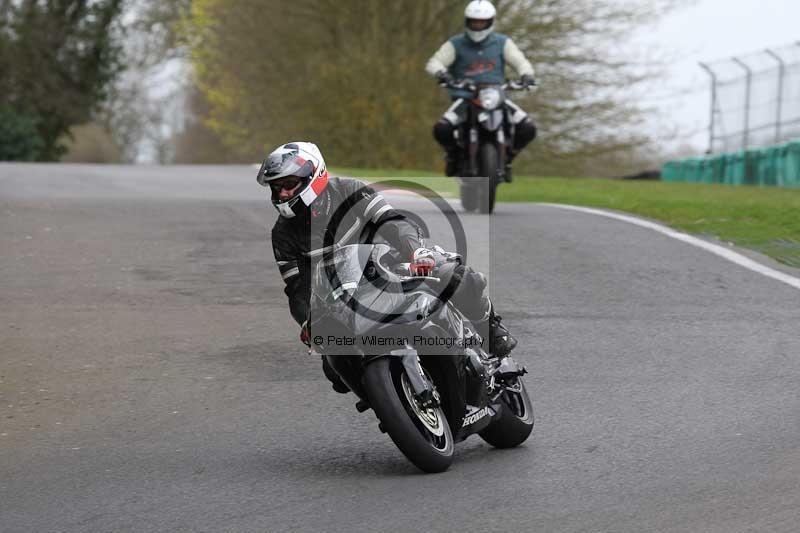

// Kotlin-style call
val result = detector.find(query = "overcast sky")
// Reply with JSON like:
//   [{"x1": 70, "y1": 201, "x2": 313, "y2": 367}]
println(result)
[{"x1": 638, "y1": 0, "x2": 800, "y2": 153}]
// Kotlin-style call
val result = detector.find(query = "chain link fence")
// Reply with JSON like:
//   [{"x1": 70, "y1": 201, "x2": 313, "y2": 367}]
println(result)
[{"x1": 701, "y1": 43, "x2": 800, "y2": 154}]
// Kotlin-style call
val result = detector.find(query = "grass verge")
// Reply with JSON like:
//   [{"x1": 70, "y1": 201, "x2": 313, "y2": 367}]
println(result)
[
  {"x1": 335, "y1": 168, "x2": 800, "y2": 269},
  {"x1": 500, "y1": 177, "x2": 800, "y2": 268}
]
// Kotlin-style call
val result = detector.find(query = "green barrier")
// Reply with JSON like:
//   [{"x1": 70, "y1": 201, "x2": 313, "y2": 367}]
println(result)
[
  {"x1": 782, "y1": 142, "x2": 800, "y2": 187},
  {"x1": 662, "y1": 139, "x2": 800, "y2": 187},
  {"x1": 725, "y1": 152, "x2": 745, "y2": 185}
]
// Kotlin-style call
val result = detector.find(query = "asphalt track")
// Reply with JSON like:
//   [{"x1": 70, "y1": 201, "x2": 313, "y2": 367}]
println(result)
[{"x1": 1, "y1": 164, "x2": 799, "y2": 532}]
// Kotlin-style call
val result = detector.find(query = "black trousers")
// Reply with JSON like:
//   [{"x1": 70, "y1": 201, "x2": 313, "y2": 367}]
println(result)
[{"x1": 433, "y1": 117, "x2": 537, "y2": 156}]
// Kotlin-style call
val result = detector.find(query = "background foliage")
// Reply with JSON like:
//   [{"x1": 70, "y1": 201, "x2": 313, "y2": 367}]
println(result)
[
  {"x1": 0, "y1": 106, "x2": 44, "y2": 161},
  {"x1": 183, "y1": 0, "x2": 680, "y2": 175},
  {"x1": 0, "y1": 0, "x2": 125, "y2": 161},
  {"x1": 1, "y1": 0, "x2": 684, "y2": 172}
]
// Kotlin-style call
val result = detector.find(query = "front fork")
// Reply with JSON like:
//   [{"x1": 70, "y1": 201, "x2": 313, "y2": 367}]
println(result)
[
  {"x1": 467, "y1": 124, "x2": 507, "y2": 180},
  {"x1": 497, "y1": 128, "x2": 507, "y2": 179},
  {"x1": 364, "y1": 350, "x2": 440, "y2": 408},
  {"x1": 468, "y1": 127, "x2": 479, "y2": 177}
]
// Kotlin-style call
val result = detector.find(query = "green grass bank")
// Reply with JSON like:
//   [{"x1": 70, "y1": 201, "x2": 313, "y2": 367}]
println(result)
[
  {"x1": 501, "y1": 177, "x2": 800, "y2": 268},
  {"x1": 334, "y1": 168, "x2": 800, "y2": 269}
]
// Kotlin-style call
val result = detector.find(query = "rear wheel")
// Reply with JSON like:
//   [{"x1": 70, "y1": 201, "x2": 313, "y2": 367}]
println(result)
[
  {"x1": 363, "y1": 357, "x2": 454, "y2": 473},
  {"x1": 478, "y1": 143, "x2": 499, "y2": 214},
  {"x1": 479, "y1": 379, "x2": 534, "y2": 448}
]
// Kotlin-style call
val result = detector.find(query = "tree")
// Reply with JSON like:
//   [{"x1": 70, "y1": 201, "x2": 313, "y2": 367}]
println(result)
[
  {"x1": 185, "y1": 0, "x2": 464, "y2": 167},
  {"x1": 172, "y1": 86, "x2": 244, "y2": 163},
  {"x1": 0, "y1": 106, "x2": 44, "y2": 161},
  {"x1": 184, "y1": 0, "x2": 683, "y2": 175},
  {"x1": 495, "y1": 0, "x2": 681, "y2": 176},
  {"x1": 0, "y1": 0, "x2": 125, "y2": 161},
  {"x1": 99, "y1": 0, "x2": 193, "y2": 163}
]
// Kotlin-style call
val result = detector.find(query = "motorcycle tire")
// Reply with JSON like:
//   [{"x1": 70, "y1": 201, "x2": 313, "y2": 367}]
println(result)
[
  {"x1": 478, "y1": 143, "x2": 498, "y2": 214},
  {"x1": 479, "y1": 378, "x2": 534, "y2": 448},
  {"x1": 363, "y1": 357, "x2": 454, "y2": 473},
  {"x1": 460, "y1": 184, "x2": 478, "y2": 212}
]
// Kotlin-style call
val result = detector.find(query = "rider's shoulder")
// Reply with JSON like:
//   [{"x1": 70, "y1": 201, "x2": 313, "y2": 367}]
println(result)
[
  {"x1": 271, "y1": 214, "x2": 292, "y2": 233},
  {"x1": 333, "y1": 176, "x2": 367, "y2": 192},
  {"x1": 327, "y1": 176, "x2": 372, "y2": 201},
  {"x1": 270, "y1": 216, "x2": 293, "y2": 246},
  {"x1": 487, "y1": 32, "x2": 509, "y2": 47},
  {"x1": 448, "y1": 33, "x2": 467, "y2": 46}
]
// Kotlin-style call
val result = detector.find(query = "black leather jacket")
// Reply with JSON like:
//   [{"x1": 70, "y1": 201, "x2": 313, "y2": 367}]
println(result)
[{"x1": 271, "y1": 177, "x2": 422, "y2": 325}]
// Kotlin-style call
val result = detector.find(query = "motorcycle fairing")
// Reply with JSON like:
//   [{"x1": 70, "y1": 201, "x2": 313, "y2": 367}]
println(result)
[{"x1": 310, "y1": 244, "x2": 503, "y2": 437}]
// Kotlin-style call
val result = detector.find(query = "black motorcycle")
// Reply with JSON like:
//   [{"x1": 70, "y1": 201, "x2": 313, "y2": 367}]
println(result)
[
  {"x1": 440, "y1": 78, "x2": 534, "y2": 214},
  {"x1": 308, "y1": 244, "x2": 533, "y2": 473}
]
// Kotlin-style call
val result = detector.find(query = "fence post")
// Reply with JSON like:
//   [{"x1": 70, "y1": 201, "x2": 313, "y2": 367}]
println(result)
[
  {"x1": 699, "y1": 62, "x2": 717, "y2": 154},
  {"x1": 732, "y1": 57, "x2": 752, "y2": 150},
  {"x1": 764, "y1": 49, "x2": 785, "y2": 144}
]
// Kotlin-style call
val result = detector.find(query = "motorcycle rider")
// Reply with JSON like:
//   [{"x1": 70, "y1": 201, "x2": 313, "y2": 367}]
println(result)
[
  {"x1": 257, "y1": 141, "x2": 518, "y2": 393},
  {"x1": 426, "y1": 0, "x2": 537, "y2": 178}
]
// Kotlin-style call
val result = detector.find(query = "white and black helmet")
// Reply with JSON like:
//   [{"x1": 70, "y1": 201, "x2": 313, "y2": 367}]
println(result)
[
  {"x1": 464, "y1": 0, "x2": 496, "y2": 43},
  {"x1": 256, "y1": 141, "x2": 329, "y2": 218}
]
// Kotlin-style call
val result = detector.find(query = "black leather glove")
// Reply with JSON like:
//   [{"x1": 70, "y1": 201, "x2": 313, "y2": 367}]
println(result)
[
  {"x1": 521, "y1": 74, "x2": 535, "y2": 88},
  {"x1": 436, "y1": 70, "x2": 453, "y2": 85}
]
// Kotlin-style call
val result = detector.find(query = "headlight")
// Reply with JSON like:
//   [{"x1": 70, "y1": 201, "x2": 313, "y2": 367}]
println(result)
[{"x1": 478, "y1": 88, "x2": 502, "y2": 110}]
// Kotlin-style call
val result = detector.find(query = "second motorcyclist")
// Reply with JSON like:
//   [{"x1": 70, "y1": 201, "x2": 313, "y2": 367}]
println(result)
[{"x1": 426, "y1": 0, "x2": 538, "y2": 178}]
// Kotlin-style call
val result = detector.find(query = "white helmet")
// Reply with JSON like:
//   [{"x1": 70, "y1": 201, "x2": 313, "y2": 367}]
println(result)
[
  {"x1": 256, "y1": 141, "x2": 329, "y2": 219},
  {"x1": 464, "y1": 0, "x2": 496, "y2": 43}
]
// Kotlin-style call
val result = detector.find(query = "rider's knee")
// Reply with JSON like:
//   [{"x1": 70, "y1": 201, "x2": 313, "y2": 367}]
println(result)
[
  {"x1": 433, "y1": 120, "x2": 454, "y2": 145},
  {"x1": 462, "y1": 266, "x2": 487, "y2": 293},
  {"x1": 451, "y1": 264, "x2": 487, "y2": 298},
  {"x1": 516, "y1": 118, "x2": 537, "y2": 145}
]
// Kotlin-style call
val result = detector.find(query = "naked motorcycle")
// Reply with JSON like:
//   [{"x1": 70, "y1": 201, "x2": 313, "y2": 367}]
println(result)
[
  {"x1": 439, "y1": 78, "x2": 534, "y2": 214},
  {"x1": 308, "y1": 244, "x2": 533, "y2": 473}
]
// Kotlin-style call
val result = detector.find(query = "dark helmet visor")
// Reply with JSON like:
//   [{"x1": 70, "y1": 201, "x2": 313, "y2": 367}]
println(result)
[
  {"x1": 257, "y1": 153, "x2": 314, "y2": 186},
  {"x1": 466, "y1": 17, "x2": 493, "y2": 31}
]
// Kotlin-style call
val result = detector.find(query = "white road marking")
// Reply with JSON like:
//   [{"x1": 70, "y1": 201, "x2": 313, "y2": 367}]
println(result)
[{"x1": 540, "y1": 203, "x2": 800, "y2": 291}]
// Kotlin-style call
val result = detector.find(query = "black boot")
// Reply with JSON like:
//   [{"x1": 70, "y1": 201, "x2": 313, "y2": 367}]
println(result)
[
  {"x1": 488, "y1": 310, "x2": 517, "y2": 357},
  {"x1": 321, "y1": 356, "x2": 349, "y2": 394},
  {"x1": 505, "y1": 148, "x2": 519, "y2": 183},
  {"x1": 474, "y1": 302, "x2": 517, "y2": 358}
]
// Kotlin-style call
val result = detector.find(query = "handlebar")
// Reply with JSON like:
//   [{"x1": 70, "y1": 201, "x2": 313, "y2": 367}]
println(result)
[
  {"x1": 504, "y1": 79, "x2": 538, "y2": 91},
  {"x1": 439, "y1": 78, "x2": 538, "y2": 92}
]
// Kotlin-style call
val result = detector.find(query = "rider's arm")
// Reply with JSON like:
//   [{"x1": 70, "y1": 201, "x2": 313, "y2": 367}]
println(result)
[
  {"x1": 272, "y1": 231, "x2": 310, "y2": 327},
  {"x1": 425, "y1": 41, "x2": 456, "y2": 77},
  {"x1": 374, "y1": 211, "x2": 423, "y2": 259},
  {"x1": 344, "y1": 179, "x2": 422, "y2": 258},
  {"x1": 504, "y1": 38, "x2": 534, "y2": 78}
]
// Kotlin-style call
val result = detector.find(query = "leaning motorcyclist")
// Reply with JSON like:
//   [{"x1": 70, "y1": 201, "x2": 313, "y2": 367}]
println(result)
[
  {"x1": 257, "y1": 141, "x2": 518, "y2": 393},
  {"x1": 426, "y1": 0, "x2": 537, "y2": 178}
]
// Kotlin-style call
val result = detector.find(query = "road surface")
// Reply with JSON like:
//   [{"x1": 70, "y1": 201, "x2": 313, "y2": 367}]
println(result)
[{"x1": 1, "y1": 164, "x2": 799, "y2": 532}]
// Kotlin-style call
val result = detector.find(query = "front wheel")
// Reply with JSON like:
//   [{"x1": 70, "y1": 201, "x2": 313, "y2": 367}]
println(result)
[
  {"x1": 478, "y1": 143, "x2": 499, "y2": 214},
  {"x1": 363, "y1": 357, "x2": 454, "y2": 473},
  {"x1": 460, "y1": 184, "x2": 478, "y2": 212},
  {"x1": 479, "y1": 379, "x2": 534, "y2": 448}
]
